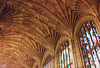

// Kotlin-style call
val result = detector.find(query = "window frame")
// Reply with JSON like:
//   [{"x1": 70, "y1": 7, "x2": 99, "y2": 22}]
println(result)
[
  {"x1": 78, "y1": 21, "x2": 100, "y2": 68},
  {"x1": 44, "y1": 55, "x2": 52, "y2": 68},
  {"x1": 58, "y1": 41, "x2": 73, "y2": 68}
]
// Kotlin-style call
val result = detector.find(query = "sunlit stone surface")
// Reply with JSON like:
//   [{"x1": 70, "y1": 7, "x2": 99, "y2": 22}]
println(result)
[{"x1": 0, "y1": 0, "x2": 99, "y2": 68}]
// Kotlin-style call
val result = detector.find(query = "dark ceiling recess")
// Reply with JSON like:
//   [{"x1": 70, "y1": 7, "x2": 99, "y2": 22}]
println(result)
[
  {"x1": 0, "y1": 0, "x2": 4, "y2": 7},
  {"x1": 0, "y1": 5, "x2": 10, "y2": 19},
  {"x1": 0, "y1": 0, "x2": 4, "y2": 3},
  {"x1": 0, "y1": 27, "x2": 2, "y2": 31},
  {"x1": 1, "y1": 5, "x2": 10, "y2": 16},
  {"x1": 0, "y1": 2, "x2": 15, "y2": 20}
]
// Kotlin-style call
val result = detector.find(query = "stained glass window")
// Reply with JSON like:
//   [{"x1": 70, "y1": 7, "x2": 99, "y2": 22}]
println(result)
[
  {"x1": 79, "y1": 21, "x2": 100, "y2": 68},
  {"x1": 59, "y1": 41, "x2": 73, "y2": 68},
  {"x1": 36, "y1": 65, "x2": 39, "y2": 68},
  {"x1": 44, "y1": 55, "x2": 52, "y2": 68}
]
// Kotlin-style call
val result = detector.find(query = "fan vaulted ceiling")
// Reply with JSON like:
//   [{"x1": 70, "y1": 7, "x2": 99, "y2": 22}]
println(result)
[{"x1": 0, "y1": 0, "x2": 99, "y2": 68}]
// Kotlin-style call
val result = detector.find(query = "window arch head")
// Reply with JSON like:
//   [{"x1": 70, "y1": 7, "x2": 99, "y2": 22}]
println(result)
[
  {"x1": 36, "y1": 65, "x2": 39, "y2": 68},
  {"x1": 79, "y1": 21, "x2": 100, "y2": 68},
  {"x1": 58, "y1": 41, "x2": 73, "y2": 68},
  {"x1": 44, "y1": 55, "x2": 52, "y2": 68}
]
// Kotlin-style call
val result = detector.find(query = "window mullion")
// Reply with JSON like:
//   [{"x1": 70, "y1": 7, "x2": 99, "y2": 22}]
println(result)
[
  {"x1": 86, "y1": 25, "x2": 99, "y2": 68},
  {"x1": 90, "y1": 22, "x2": 100, "y2": 66},
  {"x1": 79, "y1": 33, "x2": 86, "y2": 68},
  {"x1": 68, "y1": 47, "x2": 70, "y2": 68},
  {"x1": 59, "y1": 54, "x2": 61, "y2": 68},
  {"x1": 61, "y1": 52, "x2": 62, "y2": 68},
  {"x1": 64, "y1": 48, "x2": 66, "y2": 67},
  {"x1": 84, "y1": 26, "x2": 96, "y2": 68},
  {"x1": 81, "y1": 31, "x2": 91, "y2": 68},
  {"x1": 63, "y1": 51, "x2": 65, "y2": 68},
  {"x1": 90, "y1": 23, "x2": 99, "y2": 44},
  {"x1": 66, "y1": 47, "x2": 68, "y2": 68},
  {"x1": 59, "y1": 42, "x2": 73, "y2": 68},
  {"x1": 79, "y1": 22, "x2": 100, "y2": 68}
]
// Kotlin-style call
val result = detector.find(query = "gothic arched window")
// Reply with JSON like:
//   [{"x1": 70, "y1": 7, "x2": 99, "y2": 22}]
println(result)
[
  {"x1": 44, "y1": 55, "x2": 52, "y2": 68},
  {"x1": 79, "y1": 21, "x2": 100, "y2": 68},
  {"x1": 36, "y1": 65, "x2": 39, "y2": 68},
  {"x1": 59, "y1": 41, "x2": 73, "y2": 68}
]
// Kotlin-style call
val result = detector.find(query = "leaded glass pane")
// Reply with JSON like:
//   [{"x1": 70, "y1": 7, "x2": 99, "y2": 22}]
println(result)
[
  {"x1": 79, "y1": 21, "x2": 100, "y2": 68},
  {"x1": 44, "y1": 56, "x2": 52, "y2": 68},
  {"x1": 59, "y1": 41, "x2": 73, "y2": 68},
  {"x1": 84, "y1": 55, "x2": 89, "y2": 68}
]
